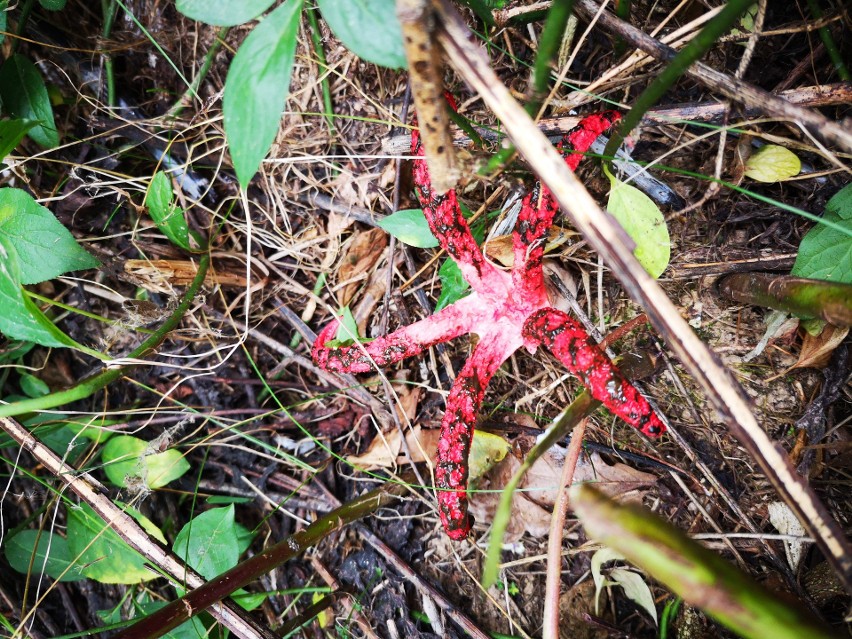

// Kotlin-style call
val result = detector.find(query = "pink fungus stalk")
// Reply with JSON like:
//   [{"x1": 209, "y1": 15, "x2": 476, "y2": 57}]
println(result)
[{"x1": 312, "y1": 101, "x2": 665, "y2": 540}]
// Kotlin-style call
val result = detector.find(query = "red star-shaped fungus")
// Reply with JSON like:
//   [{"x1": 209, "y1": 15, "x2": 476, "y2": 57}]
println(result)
[{"x1": 313, "y1": 100, "x2": 665, "y2": 540}]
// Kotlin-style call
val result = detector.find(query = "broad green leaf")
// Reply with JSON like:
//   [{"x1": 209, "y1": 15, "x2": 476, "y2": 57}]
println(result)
[
  {"x1": 333, "y1": 305, "x2": 360, "y2": 343},
  {"x1": 224, "y1": 0, "x2": 304, "y2": 188},
  {"x1": 317, "y1": 0, "x2": 405, "y2": 69},
  {"x1": 145, "y1": 172, "x2": 191, "y2": 250},
  {"x1": 102, "y1": 435, "x2": 190, "y2": 489},
  {"x1": 19, "y1": 372, "x2": 49, "y2": 398},
  {"x1": 66, "y1": 502, "x2": 165, "y2": 584},
  {"x1": 378, "y1": 208, "x2": 439, "y2": 248},
  {"x1": 62, "y1": 416, "x2": 118, "y2": 443},
  {"x1": 0, "y1": 118, "x2": 37, "y2": 160},
  {"x1": 435, "y1": 257, "x2": 469, "y2": 311},
  {"x1": 744, "y1": 145, "x2": 801, "y2": 182},
  {"x1": 0, "y1": 236, "x2": 84, "y2": 348},
  {"x1": 791, "y1": 183, "x2": 852, "y2": 284},
  {"x1": 173, "y1": 506, "x2": 254, "y2": 580},
  {"x1": 4, "y1": 530, "x2": 84, "y2": 582},
  {"x1": 739, "y1": 2, "x2": 758, "y2": 31},
  {"x1": 38, "y1": 0, "x2": 66, "y2": 9},
  {"x1": 175, "y1": 0, "x2": 275, "y2": 26},
  {"x1": 0, "y1": 55, "x2": 59, "y2": 148},
  {"x1": 606, "y1": 169, "x2": 670, "y2": 278},
  {"x1": 0, "y1": 188, "x2": 100, "y2": 284},
  {"x1": 468, "y1": 430, "x2": 509, "y2": 480}
]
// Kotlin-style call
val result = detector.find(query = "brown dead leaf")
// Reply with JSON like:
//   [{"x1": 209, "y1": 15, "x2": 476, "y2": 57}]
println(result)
[
  {"x1": 337, "y1": 227, "x2": 388, "y2": 305},
  {"x1": 124, "y1": 259, "x2": 268, "y2": 293},
  {"x1": 391, "y1": 374, "x2": 423, "y2": 423},
  {"x1": 347, "y1": 426, "x2": 442, "y2": 469},
  {"x1": 791, "y1": 324, "x2": 849, "y2": 370},
  {"x1": 469, "y1": 445, "x2": 657, "y2": 541},
  {"x1": 484, "y1": 227, "x2": 575, "y2": 266}
]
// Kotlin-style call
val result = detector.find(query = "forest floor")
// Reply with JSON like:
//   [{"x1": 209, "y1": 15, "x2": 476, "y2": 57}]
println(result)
[{"x1": 0, "y1": 1, "x2": 850, "y2": 638}]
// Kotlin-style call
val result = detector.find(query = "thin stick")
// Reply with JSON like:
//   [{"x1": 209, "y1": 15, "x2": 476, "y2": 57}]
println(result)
[{"x1": 542, "y1": 419, "x2": 587, "y2": 639}]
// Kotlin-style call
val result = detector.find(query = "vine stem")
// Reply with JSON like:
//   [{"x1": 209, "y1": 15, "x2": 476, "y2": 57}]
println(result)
[{"x1": 0, "y1": 253, "x2": 210, "y2": 419}]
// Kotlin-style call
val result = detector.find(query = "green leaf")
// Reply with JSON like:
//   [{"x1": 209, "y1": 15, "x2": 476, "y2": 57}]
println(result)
[
  {"x1": 317, "y1": 0, "x2": 406, "y2": 69},
  {"x1": 378, "y1": 208, "x2": 439, "y2": 248},
  {"x1": 66, "y1": 502, "x2": 165, "y2": 584},
  {"x1": 5, "y1": 530, "x2": 84, "y2": 582},
  {"x1": 0, "y1": 237, "x2": 84, "y2": 348},
  {"x1": 224, "y1": 0, "x2": 304, "y2": 188},
  {"x1": 145, "y1": 172, "x2": 191, "y2": 250},
  {"x1": 38, "y1": 0, "x2": 67, "y2": 9},
  {"x1": 101, "y1": 435, "x2": 190, "y2": 489},
  {"x1": 0, "y1": 118, "x2": 37, "y2": 161},
  {"x1": 175, "y1": 0, "x2": 276, "y2": 26},
  {"x1": 0, "y1": 340, "x2": 34, "y2": 364},
  {"x1": 606, "y1": 169, "x2": 670, "y2": 278},
  {"x1": 744, "y1": 145, "x2": 801, "y2": 183},
  {"x1": 173, "y1": 506, "x2": 254, "y2": 580},
  {"x1": 333, "y1": 305, "x2": 360, "y2": 343},
  {"x1": 0, "y1": 54, "x2": 59, "y2": 148},
  {"x1": 0, "y1": 188, "x2": 100, "y2": 284},
  {"x1": 19, "y1": 372, "x2": 49, "y2": 398},
  {"x1": 435, "y1": 257, "x2": 469, "y2": 311},
  {"x1": 791, "y1": 183, "x2": 852, "y2": 284}
]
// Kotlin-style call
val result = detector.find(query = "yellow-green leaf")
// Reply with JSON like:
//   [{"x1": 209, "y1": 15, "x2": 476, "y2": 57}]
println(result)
[
  {"x1": 102, "y1": 435, "x2": 190, "y2": 489},
  {"x1": 606, "y1": 169, "x2": 670, "y2": 278},
  {"x1": 744, "y1": 145, "x2": 801, "y2": 183},
  {"x1": 469, "y1": 430, "x2": 510, "y2": 480}
]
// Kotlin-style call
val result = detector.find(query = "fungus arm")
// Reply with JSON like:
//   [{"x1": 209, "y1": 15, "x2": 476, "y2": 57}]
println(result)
[{"x1": 522, "y1": 307, "x2": 665, "y2": 437}]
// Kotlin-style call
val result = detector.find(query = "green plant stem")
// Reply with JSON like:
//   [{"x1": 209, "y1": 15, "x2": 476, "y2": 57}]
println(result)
[
  {"x1": 805, "y1": 0, "x2": 850, "y2": 81},
  {"x1": 612, "y1": 0, "x2": 630, "y2": 56},
  {"x1": 101, "y1": 0, "x2": 117, "y2": 106},
  {"x1": 603, "y1": 0, "x2": 756, "y2": 164},
  {"x1": 11, "y1": 0, "x2": 35, "y2": 54},
  {"x1": 571, "y1": 484, "x2": 837, "y2": 639},
  {"x1": 0, "y1": 253, "x2": 210, "y2": 419},
  {"x1": 306, "y1": 6, "x2": 335, "y2": 136},
  {"x1": 482, "y1": 0, "x2": 575, "y2": 174},
  {"x1": 113, "y1": 477, "x2": 409, "y2": 639},
  {"x1": 717, "y1": 272, "x2": 852, "y2": 327},
  {"x1": 447, "y1": 108, "x2": 485, "y2": 148},
  {"x1": 167, "y1": 26, "x2": 229, "y2": 119}
]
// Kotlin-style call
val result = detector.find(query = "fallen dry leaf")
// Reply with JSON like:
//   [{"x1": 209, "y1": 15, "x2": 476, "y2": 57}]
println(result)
[
  {"x1": 470, "y1": 444, "x2": 657, "y2": 541},
  {"x1": 347, "y1": 426, "x2": 442, "y2": 468},
  {"x1": 337, "y1": 227, "x2": 388, "y2": 305},
  {"x1": 791, "y1": 324, "x2": 849, "y2": 371}
]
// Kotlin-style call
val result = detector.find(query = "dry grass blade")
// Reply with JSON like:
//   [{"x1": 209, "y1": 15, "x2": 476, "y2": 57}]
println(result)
[{"x1": 431, "y1": 0, "x2": 852, "y2": 596}]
